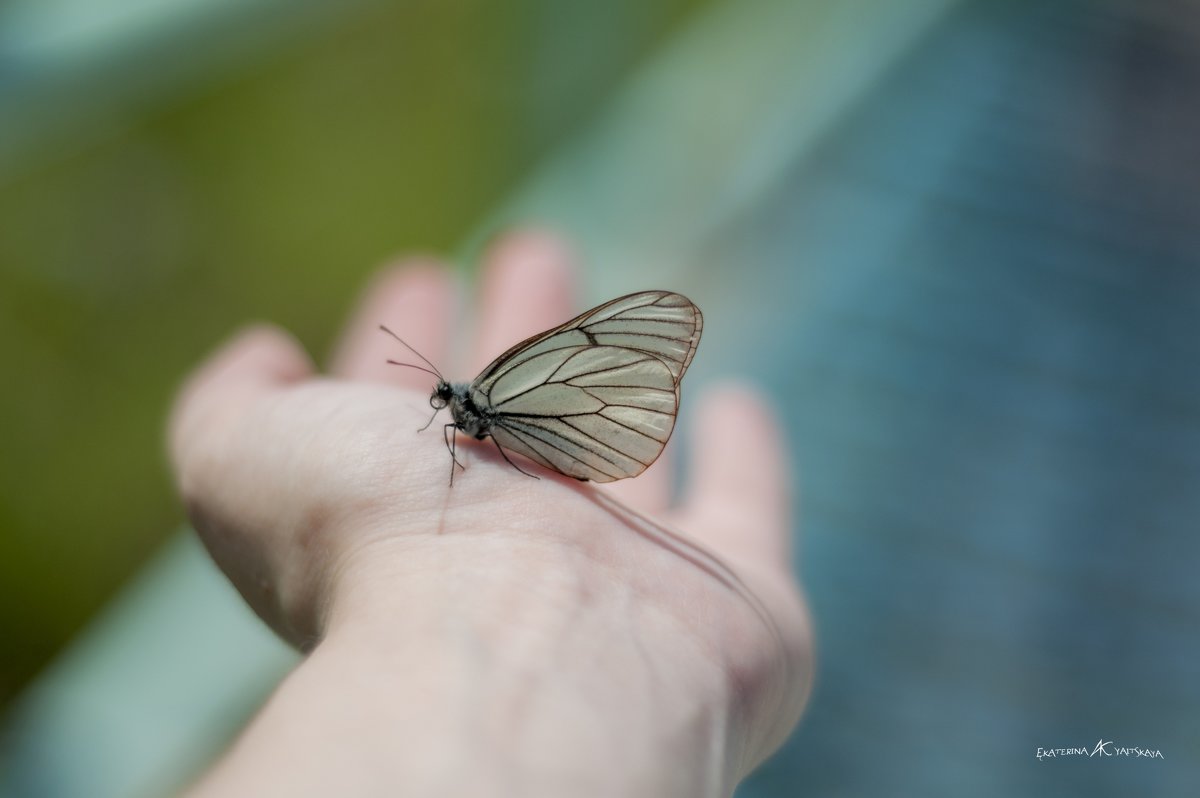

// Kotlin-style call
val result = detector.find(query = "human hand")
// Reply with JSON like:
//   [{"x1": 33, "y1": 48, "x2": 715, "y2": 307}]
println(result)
[{"x1": 169, "y1": 230, "x2": 813, "y2": 797}]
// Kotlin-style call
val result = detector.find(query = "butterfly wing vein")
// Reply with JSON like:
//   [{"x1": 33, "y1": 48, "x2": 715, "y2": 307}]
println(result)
[{"x1": 469, "y1": 291, "x2": 701, "y2": 482}]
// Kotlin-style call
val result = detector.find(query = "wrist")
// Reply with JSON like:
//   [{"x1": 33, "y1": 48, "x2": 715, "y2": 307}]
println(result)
[{"x1": 316, "y1": 528, "x2": 738, "y2": 797}]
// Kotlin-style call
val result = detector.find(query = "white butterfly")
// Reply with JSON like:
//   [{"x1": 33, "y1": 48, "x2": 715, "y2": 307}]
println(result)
[{"x1": 383, "y1": 291, "x2": 703, "y2": 483}]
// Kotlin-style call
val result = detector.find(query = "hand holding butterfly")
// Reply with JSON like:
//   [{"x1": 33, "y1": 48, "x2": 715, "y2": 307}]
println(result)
[{"x1": 169, "y1": 231, "x2": 813, "y2": 797}]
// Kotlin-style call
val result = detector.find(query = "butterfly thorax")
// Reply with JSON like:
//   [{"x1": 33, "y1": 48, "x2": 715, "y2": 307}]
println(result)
[{"x1": 433, "y1": 381, "x2": 494, "y2": 439}]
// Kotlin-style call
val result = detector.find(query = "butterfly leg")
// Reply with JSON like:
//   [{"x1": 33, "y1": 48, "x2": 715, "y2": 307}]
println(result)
[
  {"x1": 417, "y1": 406, "x2": 439, "y2": 432},
  {"x1": 490, "y1": 436, "x2": 541, "y2": 481},
  {"x1": 443, "y1": 423, "x2": 466, "y2": 485}
]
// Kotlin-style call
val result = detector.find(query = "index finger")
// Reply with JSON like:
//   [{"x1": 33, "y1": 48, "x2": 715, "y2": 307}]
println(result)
[{"x1": 328, "y1": 260, "x2": 456, "y2": 388}]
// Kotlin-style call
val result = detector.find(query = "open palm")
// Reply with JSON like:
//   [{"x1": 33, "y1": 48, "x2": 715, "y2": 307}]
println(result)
[{"x1": 170, "y1": 231, "x2": 813, "y2": 794}]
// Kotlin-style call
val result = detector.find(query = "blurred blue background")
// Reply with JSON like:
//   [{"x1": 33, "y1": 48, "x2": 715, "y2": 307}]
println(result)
[{"x1": 1, "y1": 0, "x2": 1197, "y2": 795}]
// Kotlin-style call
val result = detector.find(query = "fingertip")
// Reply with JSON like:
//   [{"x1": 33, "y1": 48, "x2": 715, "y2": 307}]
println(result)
[
  {"x1": 367, "y1": 257, "x2": 451, "y2": 303},
  {"x1": 482, "y1": 227, "x2": 577, "y2": 288},
  {"x1": 195, "y1": 323, "x2": 314, "y2": 393},
  {"x1": 695, "y1": 381, "x2": 789, "y2": 469},
  {"x1": 330, "y1": 258, "x2": 456, "y2": 383},
  {"x1": 473, "y1": 228, "x2": 578, "y2": 371},
  {"x1": 170, "y1": 323, "x2": 313, "y2": 465},
  {"x1": 683, "y1": 380, "x2": 795, "y2": 561}
]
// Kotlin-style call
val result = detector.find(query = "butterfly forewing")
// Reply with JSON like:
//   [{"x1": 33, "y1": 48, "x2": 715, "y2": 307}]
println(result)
[{"x1": 474, "y1": 291, "x2": 702, "y2": 395}]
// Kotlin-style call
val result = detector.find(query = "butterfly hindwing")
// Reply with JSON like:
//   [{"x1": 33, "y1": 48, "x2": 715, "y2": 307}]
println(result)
[{"x1": 479, "y1": 346, "x2": 678, "y2": 482}]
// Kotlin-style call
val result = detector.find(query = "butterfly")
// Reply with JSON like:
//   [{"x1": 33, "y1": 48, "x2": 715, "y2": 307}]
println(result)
[{"x1": 381, "y1": 290, "x2": 703, "y2": 483}]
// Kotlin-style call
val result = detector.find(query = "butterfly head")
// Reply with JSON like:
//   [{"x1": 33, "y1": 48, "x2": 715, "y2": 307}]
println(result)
[{"x1": 430, "y1": 380, "x2": 453, "y2": 411}]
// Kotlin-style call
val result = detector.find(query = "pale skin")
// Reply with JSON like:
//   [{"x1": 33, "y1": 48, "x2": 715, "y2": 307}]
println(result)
[{"x1": 169, "y1": 230, "x2": 814, "y2": 797}]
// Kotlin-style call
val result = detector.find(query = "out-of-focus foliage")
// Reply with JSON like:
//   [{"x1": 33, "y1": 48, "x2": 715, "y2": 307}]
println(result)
[{"x1": 0, "y1": 0, "x2": 712, "y2": 707}]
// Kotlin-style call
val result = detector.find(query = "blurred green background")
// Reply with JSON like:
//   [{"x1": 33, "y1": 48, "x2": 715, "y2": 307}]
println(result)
[
  {"x1": 3, "y1": 1, "x2": 1199, "y2": 796},
  {"x1": 0, "y1": 0, "x2": 708, "y2": 707}
]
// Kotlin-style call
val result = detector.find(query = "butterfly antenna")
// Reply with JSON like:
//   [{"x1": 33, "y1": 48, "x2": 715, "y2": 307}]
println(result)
[
  {"x1": 385, "y1": 360, "x2": 442, "y2": 380},
  {"x1": 379, "y1": 325, "x2": 445, "y2": 380}
]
